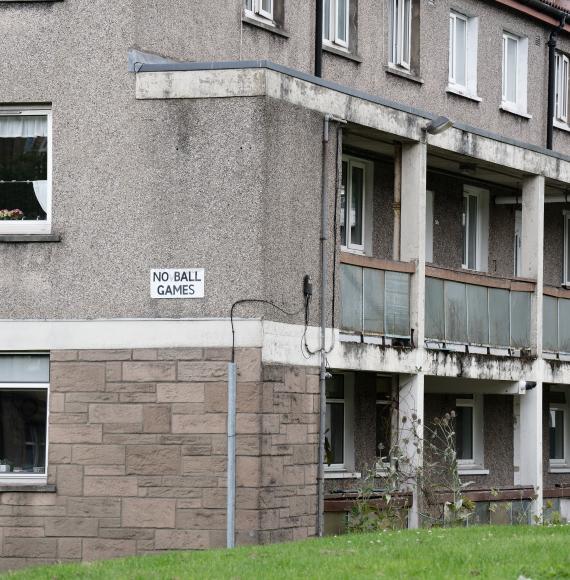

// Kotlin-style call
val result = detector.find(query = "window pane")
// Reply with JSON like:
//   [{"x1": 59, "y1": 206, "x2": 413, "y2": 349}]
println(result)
[
  {"x1": 350, "y1": 165, "x2": 363, "y2": 246},
  {"x1": 462, "y1": 195, "x2": 468, "y2": 266},
  {"x1": 506, "y1": 37, "x2": 517, "y2": 103},
  {"x1": 402, "y1": 0, "x2": 411, "y2": 64},
  {"x1": 550, "y1": 409, "x2": 565, "y2": 460},
  {"x1": 455, "y1": 17, "x2": 467, "y2": 86},
  {"x1": 323, "y1": 0, "x2": 332, "y2": 40},
  {"x1": 567, "y1": 217, "x2": 570, "y2": 284},
  {"x1": 261, "y1": 0, "x2": 271, "y2": 12},
  {"x1": 245, "y1": 0, "x2": 253, "y2": 10},
  {"x1": 326, "y1": 374, "x2": 344, "y2": 399},
  {"x1": 468, "y1": 195, "x2": 478, "y2": 269},
  {"x1": 0, "y1": 115, "x2": 48, "y2": 223},
  {"x1": 456, "y1": 406, "x2": 473, "y2": 461},
  {"x1": 336, "y1": 0, "x2": 348, "y2": 43},
  {"x1": 376, "y1": 403, "x2": 391, "y2": 459},
  {"x1": 0, "y1": 389, "x2": 47, "y2": 474},
  {"x1": 0, "y1": 355, "x2": 49, "y2": 383},
  {"x1": 340, "y1": 161, "x2": 347, "y2": 246},
  {"x1": 326, "y1": 402, "x2": 344, "y2": 464}
]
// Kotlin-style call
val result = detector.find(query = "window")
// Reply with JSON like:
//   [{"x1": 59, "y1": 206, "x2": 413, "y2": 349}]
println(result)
[
  {"x1": 390, "y1": 0, "x2": 412, "y2": 69},
  {"x1": 376, "y1": 376, "x2": 393, "y2": 469},
  {"x1": 502, "y1": 32, "x2": 529, "y2": 115},
  {"x1": 426, "y1": 190, "x2": 434, "y2": 263},
  {"x1": 0, "y1": 354, "x2": 49, "y2": 484},
  {"x1": 323, "y1": 0, "x2": 349, "y2": 49},
  {"x1": 514, "y1": 210, "x2": 522, "y2": 277},
  {"x1": 325, "y1": 373, "x2": 354, "y2": 472},
  {"x1": 245, "y1": 0, "x2": 273, "y2": 22},
  {"x1": 462, "y1": 186, "x2": 489, "y2": 272},
  {"x1": 455, "y1": 395, "x2": 484, "y2": 471},
  {"x1": 0, "y1": 109, "x2": 52, "y2": 234},
  {"x1": 341, "y1": 156, "x2": 372, "y2": 253},
  {"x1": 563, "y1": 212, "x2": 570, "y2": 286},
  {"x1": 448, "y1": 12, "x2": 479, "y2": 98},
  {"x1": 555, "y1": 52, "x2": 569, "y2": 124},
  {"x1": 549, "y1": 390, "x2": 569, "y2": 469}
]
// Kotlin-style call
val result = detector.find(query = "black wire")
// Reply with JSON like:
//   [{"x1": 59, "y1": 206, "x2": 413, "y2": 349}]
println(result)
[{"x1": 230, "y1": 299, "x2": 304, "y2": 362}]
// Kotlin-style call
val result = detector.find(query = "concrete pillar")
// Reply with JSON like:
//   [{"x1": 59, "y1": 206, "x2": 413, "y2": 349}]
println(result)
[
  {"x1": 400, "y1": 141, "x2": 427, "y2": 346},
  {"x1": 518, "y1": 382, "x2": 543, "y2": 520},
  {"x1": 398, "y1": 373, "x2": 424, "y2": 529},
  {"x1": 519, "y1": 174, "x2": 545, "y2": 520},
  {"x1": 521, "y1": 175, "x2": 545, "y2": 357},
  {"x1": 398, "y1": 141, "x2": 427, "y2": 529}
]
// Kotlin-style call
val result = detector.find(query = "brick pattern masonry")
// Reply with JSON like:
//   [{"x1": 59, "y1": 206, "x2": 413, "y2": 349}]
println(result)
[{"x1": 0, "y1": 348, "x2": 318, "y2": 570}]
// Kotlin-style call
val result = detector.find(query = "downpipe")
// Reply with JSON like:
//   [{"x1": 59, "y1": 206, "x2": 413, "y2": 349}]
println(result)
[{"x1": 226, "y1": 362, "x2": 237, "y2": 548}]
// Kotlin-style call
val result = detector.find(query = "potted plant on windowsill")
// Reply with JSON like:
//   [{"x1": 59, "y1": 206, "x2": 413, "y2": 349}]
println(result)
[{"x1": 0, "y1": 209, "x2": 24, "y2": 220}]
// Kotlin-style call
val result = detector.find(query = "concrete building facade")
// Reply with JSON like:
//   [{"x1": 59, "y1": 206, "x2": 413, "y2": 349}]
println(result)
[{"x1": 1, "y1": 0, "x2": 570, "y2": 568}]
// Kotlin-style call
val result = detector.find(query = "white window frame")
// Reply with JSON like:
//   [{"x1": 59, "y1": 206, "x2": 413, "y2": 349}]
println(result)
[
  {"x1": 456, "y1": 395, "x2": 484, "y2": 472},
  {"x1": 0, "y1": 354, "x2": 50, "y2": 486},
  {"x1": 462, "y1": 185, "x2": 489, "y2": 272},
  {"x1": 323, "y1": 0, "x2": 350, "y2": 49},
  {"x1": 0, "y1": 107, "x2": 52, "y2": 235},
  {"x1": 244, "y1": 0, "x2": 274, "y2": 23},
  {"x1": 563, "y1": 211, "x2": 570, "y2": 286},
  {"x1": 501, "y1": 32, "x2": 529, "y2": 116},
  {"x1": 426, "y1": 190, "x2": 434, "y2": 263},
  {"x1": 390, "y1": 0, "x2": 412, "y2": 70},
  {"x1": 324, "y1": 373, "x2": 355, "y2": 474},
  {"x1": 555, "y1": 52, "x2": 569, "y2": 125},
  {"x1": 514, "y1": 209, "x2": 522, "y2": 278},
  {"x1": 341, "y1": 155, "x2": 372, "y2": 255},
  {"x1": 549, "y1": 402, "x2": 568, "y2": 468},
  {"x1": 448, "y1": 11, "x2": 479, "y2": 99}
]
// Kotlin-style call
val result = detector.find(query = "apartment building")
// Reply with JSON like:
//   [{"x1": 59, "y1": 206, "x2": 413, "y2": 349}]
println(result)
[{"x1": 1, "y1": 0, "x2": 570, "y2": 568}]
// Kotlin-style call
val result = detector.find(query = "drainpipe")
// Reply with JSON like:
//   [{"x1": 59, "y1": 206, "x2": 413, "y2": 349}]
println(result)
[
  {"x1": 226, "y1": 361, "x2": 237, "y2": 548},
  {"x1": 547, "y1": 16, "x2": 567, "y2": 150},
  {"x1": 315, "y1": 0, "x2": 323, "y2": 77},
  {"x1": 317, "y1": 113, "x2": 346, "y2": 538},
  {"x1": 393, "y1": 143, "x2": 402, "y2": 261}
]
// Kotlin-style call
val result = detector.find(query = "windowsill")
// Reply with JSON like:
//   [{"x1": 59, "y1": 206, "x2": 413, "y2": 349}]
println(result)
[
  {"x1": 0, "y1": 481, "x2": 53, "y2": 493},
  {"x1": 500, "y1": 103, "x2": 532, "y2": 120},
  {"x1": 549, "y1": 466, "x2": 570, "y2": 474},
  {"x1": 0, "y1": 233, "x2": 61, "y2": 243},
  {"x1": 242, "y1": 15, "x2": 290, "y2": 38},
  {"x1": 340, "y1": 246, "x2": 365, "y2": 256},
  {"x1": 446, "y1": 85, "x2": 482, "y2": 103},
  {"x1": 553, "y1": 119, "x2": 570, "y2": 133},
  {"x1": 324, "y1": 470, "x2": 361, "y2": 479},
  {"x1": 384, "y1": 65, "x2": 424, "y2": 84},
  {"x1": 322, "y1": 44, "x2": 363, "y2": 64},
  {"x1": 458, "y1": 467, "x2": 489, "y2": 476}
]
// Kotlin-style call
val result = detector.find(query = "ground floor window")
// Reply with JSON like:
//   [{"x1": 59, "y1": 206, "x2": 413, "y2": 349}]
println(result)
[
  {"x1": 0, "y1": 354, "x2": 49, "y2": 483},
  {"x1": 325, "y1": 373, "x2": 354, "y2": 472},
  {"x1": 455, "y1": 394, "x2": 484, "y2": 471},
  {"x1": 376, "y1": 376, "x2": 393, "y2": 468},
  {"x1": 549, "y1": 389, "x2": 568, "y2": 468}
]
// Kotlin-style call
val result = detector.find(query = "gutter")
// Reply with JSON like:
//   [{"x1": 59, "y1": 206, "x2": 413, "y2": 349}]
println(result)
[{"x1": 495, "y1": 0, "x2": 570, "y2": 30}]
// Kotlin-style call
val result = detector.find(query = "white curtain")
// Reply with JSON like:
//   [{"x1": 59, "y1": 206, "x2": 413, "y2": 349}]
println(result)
[
  {"x1": 0, "y1": 116, "x2": 47, "y2": 138},
  {"x1": 32, "y1": 181, "x2": 48, "y2": 213}
]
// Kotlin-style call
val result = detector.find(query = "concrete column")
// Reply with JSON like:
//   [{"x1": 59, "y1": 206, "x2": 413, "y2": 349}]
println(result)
[
  {"x1": 521, "y1": 175, "x2": 545, "y2": 357},
  {"x1": 518, "y1": 382, "x2": 544, "y2": 520},
  {"x1": 519, "y1": 174, "x2": 545, "y2": 520},
  {"x1": 400, "y1": 141, "x2": 427, "y2": 346},
  {"x1": 398, "y1": 373, "x2": 424, "y2": 529}
]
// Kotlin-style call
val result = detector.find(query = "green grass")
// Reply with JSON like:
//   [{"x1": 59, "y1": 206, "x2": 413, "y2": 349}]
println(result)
[{"x1": 4, "y1": 525, "x2": 570, "y2": 579}]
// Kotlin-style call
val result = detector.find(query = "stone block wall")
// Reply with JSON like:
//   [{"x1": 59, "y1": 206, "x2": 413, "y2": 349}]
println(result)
[{"x1": 0, "y1": 348, "x2": 318, "y2": 570}]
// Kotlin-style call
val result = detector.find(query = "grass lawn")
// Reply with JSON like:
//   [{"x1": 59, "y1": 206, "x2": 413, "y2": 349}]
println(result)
[{"x1": 4, "y1": 525, "x2": 570, "y2": 579}]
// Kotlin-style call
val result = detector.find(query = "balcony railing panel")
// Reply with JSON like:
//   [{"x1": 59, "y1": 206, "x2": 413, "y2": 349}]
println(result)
[
  {"x1": 340, "y1": 262, "x2": 410, "y2": 338},
  {"x1": 426, "y1": 274, "x2": 531, "y2": 349},
  {"x1": 544, "y1": 293, "x2": 570, "y2": 353}
]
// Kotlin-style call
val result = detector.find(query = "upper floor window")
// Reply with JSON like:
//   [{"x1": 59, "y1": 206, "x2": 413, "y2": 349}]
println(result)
[
  {"x1": 448, "y1": 11, "x2": 479, "y2": 99},
  {"x1": 390, "y1": 0, "x2": 412, "y2": 69},
  {"x1": 462, "y1": 185, "x2": 489, "y2": 272},
  {"x1": 555, "y1": 51, "x2": 569, "y2": 125},
  {"x1": 0, "y1": 109, "x2": 51, "y2": 235},
  {"x1": 563, "y1": 211, "x2": 570, "y2": 286},
  {"x1": 323, "y1": 0, "x2": 349, "y2": 49},
  {"x1": 245, "y1": 0, "x2": 273, "y2": 22},
  {"x1": 501, "y1": 32, "x2": 529, "y2": 116}
]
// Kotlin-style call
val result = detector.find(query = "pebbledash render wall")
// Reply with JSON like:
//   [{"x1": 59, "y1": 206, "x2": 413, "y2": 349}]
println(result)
[{"x1": 0, "y1": 348, "x2": 318, "y2": 570}]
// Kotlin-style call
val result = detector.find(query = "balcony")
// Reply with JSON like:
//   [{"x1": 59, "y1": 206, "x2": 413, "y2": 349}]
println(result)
[
  {"x1": 543, "y1": 288, "x2": 570, "y2": 356},
  {"x1": 339, "y1": 254, "x2": 413, "y2": 342},
  {"x1": 425, "y1": 267, "x2": 534, "y2": 352}
]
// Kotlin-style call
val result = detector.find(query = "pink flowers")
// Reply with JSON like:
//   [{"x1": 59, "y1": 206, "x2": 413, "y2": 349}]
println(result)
[{"x1": 0, "y1": 209, "x2": 24, "y2": 220}]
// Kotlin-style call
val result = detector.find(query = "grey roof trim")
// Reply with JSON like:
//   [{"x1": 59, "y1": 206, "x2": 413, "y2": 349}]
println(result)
[{"x1": 137, "y1": 59, "x2": 570, "y2": 164}]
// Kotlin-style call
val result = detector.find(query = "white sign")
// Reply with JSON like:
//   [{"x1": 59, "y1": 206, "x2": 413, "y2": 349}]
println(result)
[{"x1": 150, "y1": 269, "x2": 205, "y2": 299}]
